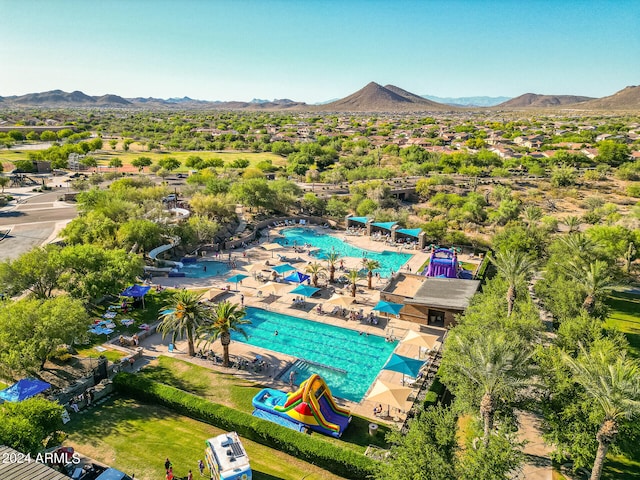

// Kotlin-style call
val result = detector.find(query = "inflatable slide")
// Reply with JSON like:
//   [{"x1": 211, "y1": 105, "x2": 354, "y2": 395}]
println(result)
[{"x1": 252, "y1": 374, "x2": 351, "y2": 438}]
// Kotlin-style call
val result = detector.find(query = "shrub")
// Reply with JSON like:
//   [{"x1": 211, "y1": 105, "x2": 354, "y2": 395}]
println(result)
[
  {"x1": 114, "y1": 373, "x2": 377, "y2": 479},
  {"x1": 423, "y1": 376, "x2": 445, "y2": 408},
  {"x1": 626, "y1": 183, "x2": 640, "y2": 198}
]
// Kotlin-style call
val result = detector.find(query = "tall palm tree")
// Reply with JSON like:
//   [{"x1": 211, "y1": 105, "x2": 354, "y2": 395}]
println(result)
[
  {"x1": 158, "y1": 289, "x2": 210, "y2": 356},
  {"x1": 563, "y1": 343, "x2": 640, "y2": 480},
  {"x1": 346, "y1": 269, "x2": 362, "y2": 297},
  {"x1": 558, "y1": 232, "x2": 599, "y2": 260},
  {"x1": 325, "y1": 252, "x2": 340, "y2": 283},
  {"x1": 362, "y1": 258, "x2": 381, "y2": 289},
  {"x1": 197, "y1": 301, "x2": 250, "y2": 367},
  {"x1": 489, "y1": 250, "x2": 538, "y2": 317},
  {"x1": 566, "y1": 260, "x2": 615, "y2": 315},
  {"x1": 304, "y1": 261, "x2": 327, "y2": 287},
  {"x1": 451, "y1": 331, "x2": 533, "y2": 446}
]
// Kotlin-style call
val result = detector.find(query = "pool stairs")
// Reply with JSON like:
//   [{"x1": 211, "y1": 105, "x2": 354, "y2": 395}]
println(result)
[
  {"x1": 297, "y1": 358, "x2": 347, "y2": 375},
  {"x1": 252, "y1": 408, "x2": 307, "y2": 432}
]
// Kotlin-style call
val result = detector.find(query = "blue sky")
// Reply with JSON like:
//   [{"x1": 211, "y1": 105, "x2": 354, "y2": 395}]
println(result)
[{"x1": 0, "y1": 0, "x2": 638, "y2": 102}]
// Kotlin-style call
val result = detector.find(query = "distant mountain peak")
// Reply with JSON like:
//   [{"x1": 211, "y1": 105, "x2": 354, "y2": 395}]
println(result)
[{"x1": 496, "y1": 93, "x2": 595, "y2": 108}]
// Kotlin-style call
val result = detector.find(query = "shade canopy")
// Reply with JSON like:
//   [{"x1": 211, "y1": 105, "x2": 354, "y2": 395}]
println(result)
[
  {"x1": 260, "y1": 281, "x2": 291, "y2": 295},
  {"x1": 371, "y1": 221, "x2": 397, "y2": 231},
  {"x1": 325, "y1": 294, "x2": 355, "y2": 308},
  {"x1": 401, "y1": 330, "x2": 440, "y2": 350},
  {"x1": 226, "y1": 274, "x2": 249, "y2": 284},
  {"x1": 243, "y1": 262, "x2": 267, "y2": 273},
  {"x1": 349, "y1": 216, "x2": 369, "y2": 224},
  {"x1": 262, "y1": 243, "x2": 284, "y2": 251},
  {"x1": 120, "y1": 285, "x2": 151, "y2": 298},
  {"x1": 366, "y1": 380, "x2": 413, "y2": 410},
  {"x1": 383, "y1": 354, "x2": 424, "y2": 378},
  {"x1": 289, "y1": 285, "x2": 320, "y2": 297},
  {"x1": 0, "y1": 378, "x2": 51, "y2": 402},
  {"x1": 284, "y1": 271, "x2": 310, "y2": 283},
  {"x1": 372, "y1": 300, "x2": 404, "y2": 315},
  {"x1": 271, "y1": 263, "x2": 296, "y2": 274},
  {"x1": 396, "y1": 228, "x2": 422, "y2": 238},
  {"x1": 202, "y1": 287, "x2": 227, "y2": 301}
]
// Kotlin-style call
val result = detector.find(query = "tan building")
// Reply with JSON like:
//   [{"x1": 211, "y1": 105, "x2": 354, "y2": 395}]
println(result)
[{"x1": 381, "y1": 273, "x2": 480, "y2": 328}]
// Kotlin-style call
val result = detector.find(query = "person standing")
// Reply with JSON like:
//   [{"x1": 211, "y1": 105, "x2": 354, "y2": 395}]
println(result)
[
  {"x1": 240, "y1": 294, "x2": 244, "y2": 307},
  {"x1": 198, "y1": 459, "x2": 205, "y2": 476},
  {"x1": 187, "y1": 469, "x2": 193, "y2": 480},
  {"x1": 289, "y1": 370, "x2": 296, "y2": 387},
  {"x1": 164, "y1": 458, "x2": 172, "y2": 472}
]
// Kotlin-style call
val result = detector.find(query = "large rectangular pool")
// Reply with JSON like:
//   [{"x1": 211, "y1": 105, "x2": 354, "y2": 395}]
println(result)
[{"x1": 232, "y1": 307, "x2": 397, "y2": 402}]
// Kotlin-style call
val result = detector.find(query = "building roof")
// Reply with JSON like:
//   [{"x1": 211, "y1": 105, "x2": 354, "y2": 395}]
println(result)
[
  {"x1": 382, "y1": 273, "x2": 479, "y2": 311},
  {"x1": 0, "y1": 445, "x2": 71, "y2": 480},
  {"x1": 412, "y1": 277, "x2": 480, "y2": 310}
]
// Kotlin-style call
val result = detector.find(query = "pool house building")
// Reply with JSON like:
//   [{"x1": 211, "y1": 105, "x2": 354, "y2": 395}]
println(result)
[
  {"x1": 345, "y1": 215, "x2": 429, "y2": 249},
  {"x1": 380, "y1": 273, "x2": 480, "y2": 328}
]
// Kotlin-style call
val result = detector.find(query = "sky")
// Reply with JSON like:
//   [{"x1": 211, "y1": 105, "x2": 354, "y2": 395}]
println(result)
[{"x1": 1, "y1": 0, "x2": 639, "y2": 103}]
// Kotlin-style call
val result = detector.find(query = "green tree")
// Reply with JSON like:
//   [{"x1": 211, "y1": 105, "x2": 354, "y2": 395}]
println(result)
[
  {"x1": 442, "y1": 331, "x2": 533, "y2": 445},
  {"x1": 0, "y1": 244, "x2": 64, "y2": 298},
  {"x1": 325, "y1": 198, "x2": 348, "y2": 218},
  {"x1": 109, "y1": 139, "x2": 118, "y2": 150},
  {"x1": 116, "y1": 218, "x2": 162, "y2": 253},
  {"x1": 0, "y1": 176, "x2": 8, "y2": 193},
  {"x1": 362, "y1": 259, "x2": 381, "y2": 289},
  {"x1": 0, "y1": 397, "x2": 64, "y2": 454},
  {"x1": 457, "y1": 430, "x2": 526, "y2": 480},
  {"x1": 596, "y1": 140, "x2": 630, "y2": 165},
  {"x1": 376, "y1": 405, "x2": 458, "y2": 480},
  {"x1": 489, "y1": 250, "x2": 537, "y2": 317},
  {"x1": 565, "y1": 260, "x2": 615, "y2": 315},
  {"x1": 131, "y1": 156, "x2": 152, "y2": 172},
  {"x1": 346, "y1": 269, "x2": 362, "y2": 297},
  {"x1": 197, "y1": 301, "x2": 250, "y2": 367},
  {"x1": 159, "y1": 290, "x2": 210, "y2": 357},
  {"x1": 0, "y1": 295, "x2": 90, "y2": 373},
  {"x1": 158, "y1": 156, "x2": 181, "y2": 171},
  {"x1": 325, "y1": 252, "x2": 340, "y2": 283},
  {"x1": 304, "y1": 261, "x2": 326, "y2": 287},
  {"x1": 109, "y1": 158, "x2": 123, "y2": 170},
  {"x1": 563, "y1": 343, "x2": 640, "y2": 480}
]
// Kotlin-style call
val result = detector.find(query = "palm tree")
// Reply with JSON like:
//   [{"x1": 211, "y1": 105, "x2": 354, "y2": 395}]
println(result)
[
  {"x1": 451, "y1": 331, "x2": 533, "y2": 446},
  {"x1": 566, "y1": 260, "x2": 615, "y2": 315},
  {"x1": 197, "y1": 301, "x2": 250, "y2": 367},
  {"x1": 558, "y1": 232, "x2": 599, "y2": 260},
  {"x1": 325, "y1": 252, "x2": 340, "y2": 283},
  {"x1": 563, "y1": 215, "x2": 581, "y2": 233},
  {"x1": 563, "y1": 343, "x2": 640, "y2": 480},
  {"x1": 346, "y1": 269, "x2": 362, "y2": 297},
  {"x1": 304, "y1": 261, "x2": 327, "y2": 287},
  {"x1": 158, "y1": 289, "x2": 210, "y2": 356},
  {"x1": 521, "y1": 205, "x2": 542, "y2": 229},
  {"x1": 362, "y1": 259, "x2": 381, "y2": 289},
  {"x1": 489, "y1": 250, "x2": 538, "y2": 317}
]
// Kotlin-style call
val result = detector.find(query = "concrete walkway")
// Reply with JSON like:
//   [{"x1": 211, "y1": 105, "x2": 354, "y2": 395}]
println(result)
[{"x1": 517, "y1": 410, "x2": 553, "y2": 480}]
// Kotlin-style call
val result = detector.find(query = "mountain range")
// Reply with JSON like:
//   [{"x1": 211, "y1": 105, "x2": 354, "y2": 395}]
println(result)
[{"x1": 1, "y1": 83, "x2": 639, "y2": 111}]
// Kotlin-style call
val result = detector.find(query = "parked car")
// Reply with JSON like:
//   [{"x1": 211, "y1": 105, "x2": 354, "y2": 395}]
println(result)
[{"x1": 162, "y1": 193, "x2": 177, "y2": 203}]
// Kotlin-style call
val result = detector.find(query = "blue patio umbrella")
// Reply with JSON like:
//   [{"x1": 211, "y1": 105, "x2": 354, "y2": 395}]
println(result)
[
  {"x1": 226, "y1": 273, "x2": 249, "y2": 290},
  {"x1": 284, "y1": 271, "x2": 310, "y2": 284},
  {"x1": 372, "y1": 300, "x2": 404, "y2": 315},
  {"x1": 0, "y1": 378, "x2": 51, "y2": 402},
  {"x1": 271, "y1": 264, "x2": 296, "y2": 275},
  {"x1": 383, "y1": 353, "x2": 425, "y2": 384},
  {"x1": 289, "y1": 284, "x2": 320, "y2": 297}
]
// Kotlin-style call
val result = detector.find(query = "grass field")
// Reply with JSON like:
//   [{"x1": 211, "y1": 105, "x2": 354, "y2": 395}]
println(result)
[
  {"x1": 605, "y1": 290, "x2": 640, "y2": 357},
  {"x1": 64, "y1": 397, "x2": 346, "y2": 480},
  {"x1": 140, "y1": 356, "x2": 393, "y2": 453}
]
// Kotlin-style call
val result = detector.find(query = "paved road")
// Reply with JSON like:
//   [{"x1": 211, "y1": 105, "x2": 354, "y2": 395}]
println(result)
[{"x1": 0, "y1": 189, "x2": 77, "y2": 261}]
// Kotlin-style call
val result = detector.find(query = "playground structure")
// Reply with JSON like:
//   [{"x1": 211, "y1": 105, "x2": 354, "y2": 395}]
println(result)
[
  {"x1": 252, "y1": 374, "x2": 351, "y2": 438},
  {"x1": 424, "y1": 247, "x2": 459, "y2": 278},
  {"x1": 204, "y1": 431, "x2": 252, "y2": 480}
]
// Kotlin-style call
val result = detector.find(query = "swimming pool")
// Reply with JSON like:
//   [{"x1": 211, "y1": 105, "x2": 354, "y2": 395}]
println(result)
[
  {"x1": 233, "y1": 307, "x2": 397, "y2": 402},
  {"x1": 275, "y1": 227, "x2": 412, "y2": 278},
  {"x1": 177, "y1": 261, "x2": 232, "y2": 278}
]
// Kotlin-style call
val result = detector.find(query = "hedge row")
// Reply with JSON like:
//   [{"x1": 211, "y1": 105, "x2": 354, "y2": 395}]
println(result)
[
  {"x1": 423, "y1": 375, "x2": 445, "y2": 408},
  {"x1": 113, "y1": 373, "x2": 377, "y2": 479}
]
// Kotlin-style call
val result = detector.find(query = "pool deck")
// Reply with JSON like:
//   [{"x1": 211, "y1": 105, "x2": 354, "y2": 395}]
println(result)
[{"x1": 144, "y1": 225, "x2": 452, "y2": 426}]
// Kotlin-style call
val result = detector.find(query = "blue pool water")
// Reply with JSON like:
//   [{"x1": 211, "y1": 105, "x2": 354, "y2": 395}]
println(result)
[
  {"x1": 275, "y1": 227, "x2": 412, "y2": 278},
  {"x1": 177, "y1": 261, "x2": 231, "y2": 278},
  {"x1": 233, "y1": 307, "x2": 397, "y2": 402}
]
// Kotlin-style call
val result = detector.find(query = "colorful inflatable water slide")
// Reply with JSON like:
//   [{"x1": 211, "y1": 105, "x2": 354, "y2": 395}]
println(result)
[{"x1": 252, "y1": 374, "x2": 351, "y2": 438}]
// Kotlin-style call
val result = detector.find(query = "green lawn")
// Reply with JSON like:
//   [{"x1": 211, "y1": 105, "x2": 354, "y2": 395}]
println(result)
[
  {"x1": 139, "y1": 356, "x2": 392, "y2": 453},
  {"x1": 602, "y1": 290, "x2": 640, "y2": 479},
  {"x1": 64, "y1": 397, "x2": 346, "y2": 480},
  {"x1": 75, "y1": 346, "x2": 126, "y2": 363},
  {"x1": 605, "y1": 290, "x2": 640, "y2": 357}
]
